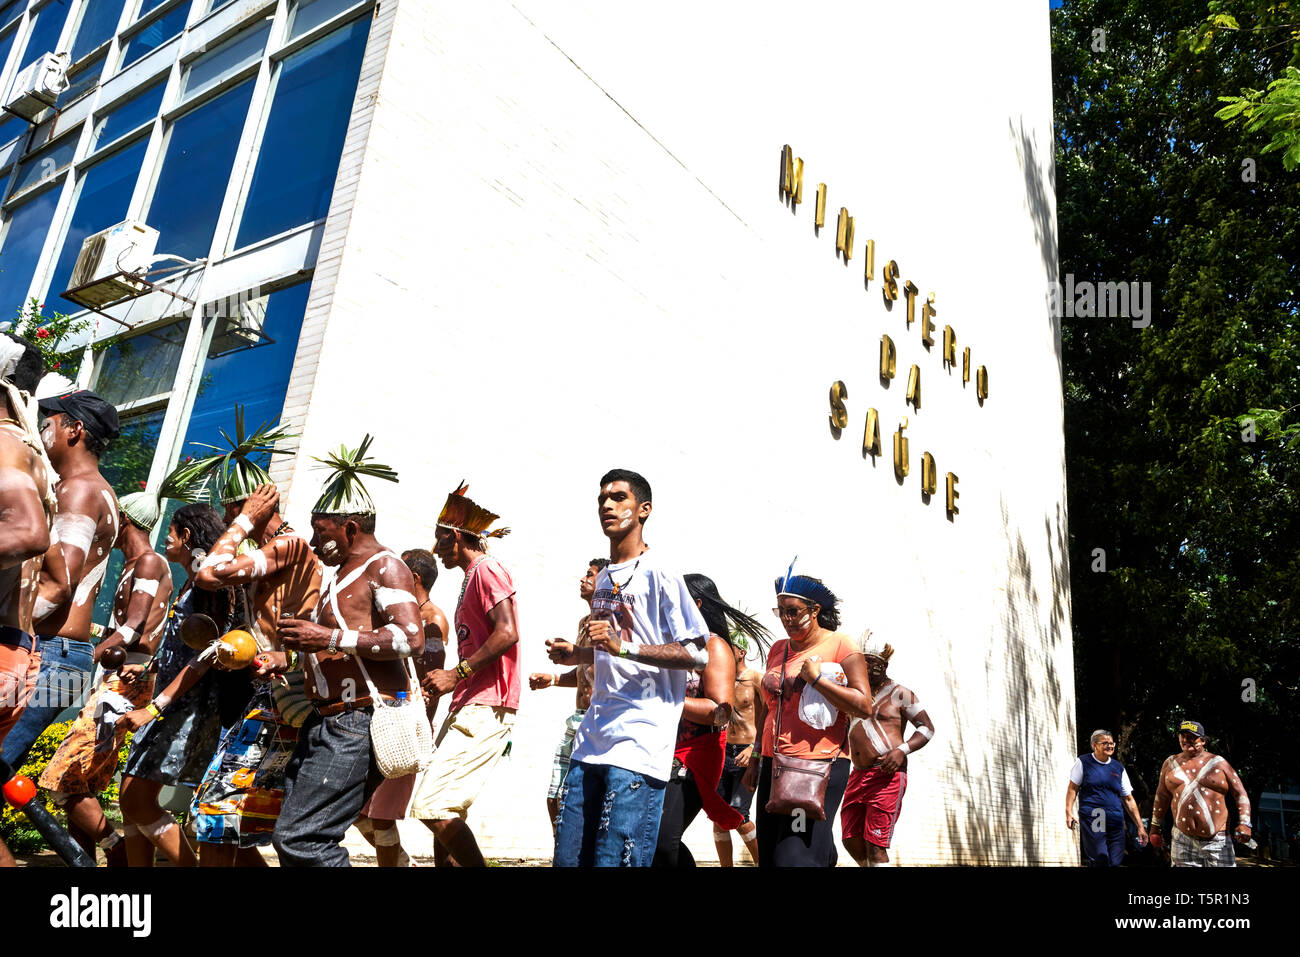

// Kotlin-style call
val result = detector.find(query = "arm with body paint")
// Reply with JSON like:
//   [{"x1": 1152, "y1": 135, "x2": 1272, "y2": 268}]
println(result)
[
  {"x1": 586, "y1": 617, "x2": 710, "y2": 670},
  {"x1": 877, "y1": 687, "x2": 935, "y2": 772},
  {"x1": 1222, "y1": 761, "x2": 1252, "y2": 838},
  {"x1": 95, "y1": 564, "x2": 167, "y2": 664},
  {"x1": 280, "y1": 559, "x2": 424, "y2": 660},
  {"x1": 35, "y1": 480, "x2": 110, "y2": 616},
  {"x1": 120, "y1": 651, "x2": 215, "y2": 731},
  {"x1": 0, "y1": 445, "x2": 50, "y2": 568},
  {"x1": 682, "y1": 635, "x2": 735, "y2": 726},
  {"x1": 195, "y1": 532, "x2": 299, "y2": 590}
]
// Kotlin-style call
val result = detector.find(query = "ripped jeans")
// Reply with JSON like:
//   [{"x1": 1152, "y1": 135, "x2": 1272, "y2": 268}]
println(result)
[{"x1": 553, "y1": 761, "x2": 666, "y2": 867}]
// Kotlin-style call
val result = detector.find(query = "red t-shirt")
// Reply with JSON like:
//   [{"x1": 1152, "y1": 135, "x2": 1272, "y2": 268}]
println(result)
[
  {"x1": 449, "y1": 557, "x2": 520, "y2": 712},
  {"x1": 760, "y1": 631, "x2": 858, "y2": 759}
]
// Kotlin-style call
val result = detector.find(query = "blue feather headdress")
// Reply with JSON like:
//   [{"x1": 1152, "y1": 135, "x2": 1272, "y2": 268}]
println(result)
[{"x1": 774, "y1": 555, "x2": 838, "y2": 609}]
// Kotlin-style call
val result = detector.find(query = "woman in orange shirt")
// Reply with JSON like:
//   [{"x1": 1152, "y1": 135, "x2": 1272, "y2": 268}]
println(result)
[{"x1": 743, "y1": 563, "x2": 871, "y2": 867}]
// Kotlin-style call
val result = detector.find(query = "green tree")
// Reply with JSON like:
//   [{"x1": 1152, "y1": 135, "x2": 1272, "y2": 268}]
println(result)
[{"x1": 1053, "y1": 0, "x2": 1299, "y2": 813}]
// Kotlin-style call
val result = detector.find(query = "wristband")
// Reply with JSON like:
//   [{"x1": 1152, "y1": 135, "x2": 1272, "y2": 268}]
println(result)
[
  {"x1": 1149, "y1": 822, "x2": 1162, "y2": 831},
  {"x1": 618, "y1": 643, "x2": 632, "y2": 658},
  {"x1": 554, "y1": 673, "x2": 562, "y2": 685},
  {"x1": 233, "y1": 514, "x2": 254, "y2": 535},
  {"x1": 811, "y1": 673, "x2": 823, "y2": 686},
  {"x1": 327, "y1": 629, "x2": 340, "y2": 654},
  {"x1": 146, "y1": 703, "x2": 163, "y2": 722},
  {"x1": 896, "y1": 741, "x2": 912, "y2": 755},
  {"x1": 456, "y1": 660, "x2": 473, "y2": 679},
  {"x1": 285, "y1": 650, "x2": 299, "y2": 670}
]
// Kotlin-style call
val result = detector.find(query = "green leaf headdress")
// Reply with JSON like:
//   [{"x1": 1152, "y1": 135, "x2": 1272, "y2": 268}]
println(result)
[
  {"x1": 118, "y1": 462, "x2": 211, "y2": 531},
  {"x1": 169, "y1": 405, "x2": 298, "y2": 505},
  {"x1": 311, "y1": 434, "x2": 398, "y2": 516}
]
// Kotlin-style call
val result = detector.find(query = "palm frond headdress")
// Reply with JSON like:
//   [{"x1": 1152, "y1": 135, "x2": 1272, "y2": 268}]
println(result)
[
  {"x1": 310, "y1": 434, "x2": 398, "y2": 515},
  {"x1": 168, "y1": 405, "x2": 297, "y2": 505}
]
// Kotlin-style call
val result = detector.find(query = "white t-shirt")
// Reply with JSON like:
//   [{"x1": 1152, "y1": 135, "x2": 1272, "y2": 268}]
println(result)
[
  {"x1": 1069, "y1": 756, "x2": 1133, "y2": 796},
  {"x1": 569, "y1": 551, "x2": 708, "y2": 781}
]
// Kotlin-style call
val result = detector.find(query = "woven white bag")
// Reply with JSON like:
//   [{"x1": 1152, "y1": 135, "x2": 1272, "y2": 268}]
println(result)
[{"x1": 356, "y1": 656, "x2": 433, "y2": 779}]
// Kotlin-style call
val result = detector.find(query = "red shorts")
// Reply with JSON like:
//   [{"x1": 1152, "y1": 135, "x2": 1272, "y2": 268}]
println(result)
[{"x1": 840, "y1": 766, "x2": 907, "y2": 847}]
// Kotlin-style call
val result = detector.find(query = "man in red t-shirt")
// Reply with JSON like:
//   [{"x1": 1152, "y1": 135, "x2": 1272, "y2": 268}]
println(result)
[{"x1": 410, "y1": 483, "x2": 518, "y2": 867}]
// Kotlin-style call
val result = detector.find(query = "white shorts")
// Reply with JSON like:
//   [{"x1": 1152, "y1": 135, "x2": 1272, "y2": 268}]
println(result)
[{"x1": 408, "y1": 704, "x2": 515, "y2": 821}]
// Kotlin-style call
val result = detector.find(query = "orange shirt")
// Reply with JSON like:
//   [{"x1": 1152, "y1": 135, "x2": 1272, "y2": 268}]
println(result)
[{"x1": 760, "y1": 631, "x2": 858, "y2": 759}]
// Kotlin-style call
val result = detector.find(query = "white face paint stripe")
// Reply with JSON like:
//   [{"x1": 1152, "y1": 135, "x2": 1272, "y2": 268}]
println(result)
[
  {"x1": 132, "y1": 578, "x2": 160, "y2": 596},
  {"x1": 373, "y1": 587, "x2": 417, "y2": 609},
  {"x1": 52, "y1": 513, "x2": 96, "y2": 556},
  {"x1": 250, "y1": 549, "x2": 269, "y2": 577}
]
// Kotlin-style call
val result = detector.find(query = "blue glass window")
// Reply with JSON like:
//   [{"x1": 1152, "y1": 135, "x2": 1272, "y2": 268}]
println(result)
[
  {"x1": 10, "y1": 132, "x2": 75, "y2": 197},
  {"x1": 288, "y1": 0, "x2": 358, "y2": 41},
  {"x1": 70, "y1": 0, "x2": 127, "y2": 62},
  {"x1": 119, "y1": 0, "x2": 188, "y2": 68},
  {"x1": 0, "y1": 24, "x2": 19, "y2": 79},
  {"x1": 45, "y1": 137, "x2": 147, "y2": 312},
  {"x1": 181, "y1": 19, "x2": 267, "y2": 101},
  {"x1": 0, "y1": 2, "x2": 24, "y2": 29},
  {"x1": 181, "y1": 281, "x2": 309, "y2": 456},
  {"x1": 0, "y1": 113, "x2": 29, "y2": 150},
  {"x1": 0, "y1": 188, "x2": 59, "y2": 320},
  {"x1": 93, "y1": 319, "x2": 186, "y2": 404},
  {"x1": 201, "y1": 0, "x2": 233, "y2": 15},
  {"x1": 17, "y1": 1, "x2": 69, "y2": 72},
  {"x1": 90, "y1": 77, "x2": 164, "y2": 150},
  {"x1": 234, "y1": 16, "x2": 368, "y2": 248},
  {"x1": 145, "y1": 77, "x2": 252, "y2": 260},
  {"x1": 57, "y1": 50, "x2": 105, "y2": 106},
  {"x1": 137, "y1": 0, "x2": 169, "y2": 18}
]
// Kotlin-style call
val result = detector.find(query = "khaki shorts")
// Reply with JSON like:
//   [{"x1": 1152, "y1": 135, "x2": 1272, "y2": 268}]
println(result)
[{"x1": 409, "y1": 704, "x2": 515, "y2": 821}]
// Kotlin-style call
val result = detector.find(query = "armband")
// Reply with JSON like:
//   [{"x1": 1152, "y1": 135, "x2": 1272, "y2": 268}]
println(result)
[
  {"x1": 132, "y1": 578, "x2": 160, "y2": 597},
  {"x1": 116, "y1": 625, "x2": 138, "y2": 645},
  {"x1": 916, "y1": 725, "x2": 934, "y2": 741},
  {"x1": 233, "y1": 514, "x2": 254, "y2": 535},
  {"x1": 896, "y1": 741, "x2": 912, "y2": 755}
]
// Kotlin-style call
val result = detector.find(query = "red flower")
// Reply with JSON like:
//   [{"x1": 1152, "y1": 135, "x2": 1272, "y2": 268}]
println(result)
[
  {"x1": 138, "y1": 480, "x2": 147, "y2": 489},
  {"x1": 35, "y1": 328, "x2": 49, "y2": 339},
  {"x1": 52, "y1": 362, "x2": 61, "y2": 369}
]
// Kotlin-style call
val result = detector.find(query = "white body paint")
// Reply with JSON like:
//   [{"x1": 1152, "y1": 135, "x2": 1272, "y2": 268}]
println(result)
[
  {"x1": 233, "y1": 514, "x2": 254, "y2": 534},
  {"x1": 372, "y1": 587, "x2": 417, "y2": 610},
  {"x1": 52, "y1": 513, "x2": 96, "y2": 556},
  {"x1": 73, "y1": 553, "x2": 111, "y2": 607},
  {"x1": 32, "y1": 595, "x2": 58, "y2": 621},
  {"x1": 132, "y1": 578, "x2": 160, "y2": 597},
  {"x1": 250, "y1": 549, "x2": 269, "y2": 576},
  {"x1": 116, "y1": 625, "x2": 138, "y2": 644},
  {"x1": 383, "y1": 622, "x2": 410, "y2": 655},
  {"x1": 338, "y1": 629, "x2": 360, "y2": 652}
]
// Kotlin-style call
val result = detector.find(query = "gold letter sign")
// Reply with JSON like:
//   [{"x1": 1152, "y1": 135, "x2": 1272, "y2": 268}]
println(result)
[
  {"x1": 829, "y1": 380, "x2": 848, "y2": 435},
  {"x1": 946, "y1": 472, "x2": 960, "y2": 516},
  {"x1": 780, "y1": 145, "x2": 803, "y2": 204},
  {"x1": 921, "y1": 452, "x2": 937, "y2": 495},
  {"x1": 836, "y1": 208, "x2": 854, "y2": 261},
  {"x1": 880, "y1": 335, "x2": 896, "y2": 380},
  {"x1": 893, "y1": 417, "x2": 910, "y2": 480},
  {"x1": 863, "y1": 408, "x2": 881, "y2": 458}
]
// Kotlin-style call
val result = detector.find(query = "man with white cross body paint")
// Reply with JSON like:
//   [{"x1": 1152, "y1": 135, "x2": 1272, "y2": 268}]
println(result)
[
  {"x1": 840, "y1": 630, "x2": 935, "y2": 866},
  {"x1": 1148, "y1": 720, "x2": 1251, "y2": 867}
]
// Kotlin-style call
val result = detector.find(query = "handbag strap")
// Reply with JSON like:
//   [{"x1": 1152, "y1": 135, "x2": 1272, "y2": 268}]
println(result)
[
  {"x1": 772, "y1": 640, "x2": 791, "y2": 756},
  {"x1": 325, "y1": 552, "x2": 419, "y2": 709}
]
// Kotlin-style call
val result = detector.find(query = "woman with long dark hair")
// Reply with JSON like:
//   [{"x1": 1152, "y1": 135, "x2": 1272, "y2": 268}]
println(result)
[
  {"x1": 118, "y1": 504, "x2": 252, "y2": 867},
  {"x1": 742, "y1": 562, "x2": 871, "y2": 867},
  {"x1": 652, "y1": 573, "x2": 770, "y2": 866}
]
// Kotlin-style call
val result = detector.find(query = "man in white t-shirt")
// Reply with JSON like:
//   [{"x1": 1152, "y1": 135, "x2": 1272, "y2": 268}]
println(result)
[{"x1": 547, "y1": 469, "x2": 710, "y2": 867}]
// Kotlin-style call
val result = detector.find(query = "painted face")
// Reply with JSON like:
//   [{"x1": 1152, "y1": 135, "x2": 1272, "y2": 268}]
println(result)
[
  {"x1": 776, "y1": 597, "x2": 815, "y2": 639},
  {"x1": 163, "y1": 522, "x2": 189, "y2": 564},
  {"x1": 1178, "y1": 732, "x2": 1206, "y2": 755},
  {"x1": 309, "y1": 516, "x2": 350, "y2": 567},
  {"x1": 865, "y1": 654, "x2": 889, "y2": 679},
  {"x1": 39, "y1": 416, "x2": 56, "y2": 450},
  {"x1": 433, "y1": 527, "x2": 457, "y2": 568},
  {"x1": 732, "y1": 643, "x2": 747, "y2": 667},
  {"x1": 597, "y1": 481, "x2": 644, "y2": 536},
  {"x1": 579, "y1": 564, "x2": 600, "y2": 601}
]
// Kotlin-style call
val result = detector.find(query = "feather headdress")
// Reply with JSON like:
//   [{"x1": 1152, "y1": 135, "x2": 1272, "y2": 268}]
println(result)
[
  {"x1": 119, "y1": 461, "x2": 211, "y2": 530},
  {"x1": 169, "y1": 405, "x2": 297, "y2": 505},
  {"x1": 856, "y1": 629, "x2": 894, "y2": 661},
  {"x1": 774, "y1": 555, "x2": 838, "y2": 610},
  {"x1": 310, "y1": 434, "x2": 397, "y2": 516},
  {"x1": 436, "y1": 481, "x2": 510, "y2": 540}
]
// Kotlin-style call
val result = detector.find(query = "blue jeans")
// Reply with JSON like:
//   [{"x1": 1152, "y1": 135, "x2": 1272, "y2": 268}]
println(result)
[
  {"x1": 553, "y1": 761, "x2": 667, "y2": 867},
  {"x1": 273, "y1": 707, "x2": 380, "y2": 867},
  {"x1": 0, "y1": 637, "x2": 94, "y2": 768}
]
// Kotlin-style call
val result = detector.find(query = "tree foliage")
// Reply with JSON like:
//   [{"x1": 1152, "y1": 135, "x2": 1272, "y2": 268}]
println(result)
[{"x1": 1053, "y1": 0, "x2": 1299, "y2": 810}]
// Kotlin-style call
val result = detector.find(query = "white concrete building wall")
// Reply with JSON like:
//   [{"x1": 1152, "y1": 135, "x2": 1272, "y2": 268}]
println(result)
[{"x1": 279, "y1": 0, "x2": 1076, "y2": 864}]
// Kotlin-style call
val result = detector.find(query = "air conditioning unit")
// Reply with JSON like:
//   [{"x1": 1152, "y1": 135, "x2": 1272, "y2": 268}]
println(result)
[
  {"x1": 63, "y1": 221, "x2": 159, "y2": 310},
  {"x1": 5, "y1": 53, "x2": 70, "y2": 121}
]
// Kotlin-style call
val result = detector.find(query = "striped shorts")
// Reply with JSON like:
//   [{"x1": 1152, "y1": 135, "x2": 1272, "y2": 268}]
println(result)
[{"x1": 1172, "y1": 827, "x2": 1236, "y2": 867}]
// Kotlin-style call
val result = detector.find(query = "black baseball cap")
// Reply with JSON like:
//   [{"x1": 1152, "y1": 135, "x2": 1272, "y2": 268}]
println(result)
[
  {"x1": 1177, "y1": 719, "x2": 1207, "y2": 739},
  {"x1": 38, "y1": 389, "x2": 120, "y2": 443}
]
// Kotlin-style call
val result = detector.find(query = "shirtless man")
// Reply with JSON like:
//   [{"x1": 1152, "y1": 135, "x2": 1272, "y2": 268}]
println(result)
[
  {"x1": 714, "y1": 635, "x2": 761, "y2": 866},
  {"x1": 0, "y1": 333, "x2": 54, "y2": 868},
  {"x1": 529, "y1": 557, "x2": 606, "y2": 828},
  {"x1": 1149, "y1": 720, "x2": 1251, "y2": 867},
  {"x1": 353, "y1": 548, "x2": 448, "y2": 866},
  {"x1": 841, "y1": 632, "x2": 935, "y2": 866},
  {"x1": 2, "y1": 389, "x2": 120, "y2": 847},
  {"x1": 38, "y1": 506, "x2": 171, "y2": 863},
  {"x1": 272, "y1": 440, "x2": 424, "y2": 866},
  {"x1": 189, "y1": 471, "x2": 321, "y2": 865}
]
